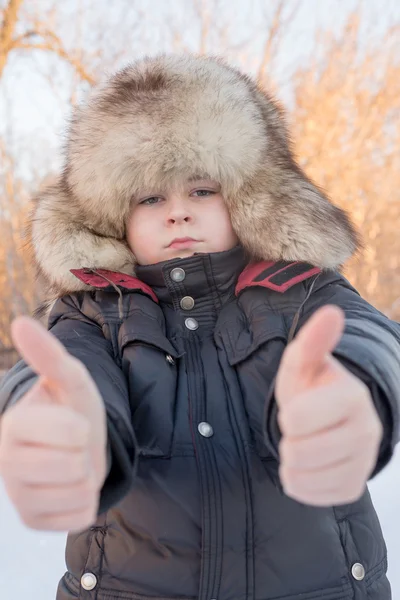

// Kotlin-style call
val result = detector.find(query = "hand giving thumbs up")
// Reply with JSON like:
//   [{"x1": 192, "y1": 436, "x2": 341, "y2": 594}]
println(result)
[
  {"x1": 0, "y1": 316, "x2": 107, "y2": 531},
  {"x1": 276, "y1": 305, "x2": 383, "y2": 506}
]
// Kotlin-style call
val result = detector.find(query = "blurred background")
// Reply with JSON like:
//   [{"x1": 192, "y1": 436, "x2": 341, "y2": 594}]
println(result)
[{"x1": 0, "y1": 0, "x2": 399, "y2": 598}]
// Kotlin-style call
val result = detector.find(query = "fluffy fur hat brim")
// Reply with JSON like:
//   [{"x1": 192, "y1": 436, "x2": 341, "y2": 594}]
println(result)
[{"x1": 26, "y1": 53, "x2": 361, "y2": 302}]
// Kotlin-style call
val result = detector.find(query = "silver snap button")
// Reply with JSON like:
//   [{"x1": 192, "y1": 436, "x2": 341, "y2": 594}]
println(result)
[
  {"x1": 185, "y1": 317, "x2": 199, "y2": 331},
  {"x1": 351, "y1": 563, "x2": 365, "y2": 581},
  {"x1": 166, "y1": 354, "x2": 175, "y2": 365},
  {"x1": 198, "y1": 422, "x2": 214, "y2": 437},
  {"x1": 180, "y1": 296, "x2": 195, "y2": 310},
  {"x1": 81, "y1": 572, "x2": 97, "y2": 590},
  {"x1": 170, "y1": 267, "x2": 185, "y2": 282}
]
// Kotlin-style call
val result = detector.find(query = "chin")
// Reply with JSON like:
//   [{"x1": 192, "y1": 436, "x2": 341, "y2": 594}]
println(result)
[{"x1": 169, "y1": 248, "x2": 202, "y2": 258}]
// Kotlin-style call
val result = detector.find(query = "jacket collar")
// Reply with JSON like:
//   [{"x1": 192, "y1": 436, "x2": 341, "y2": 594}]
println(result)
[{"x1": 135, "y1": 245, "x2": 248, "y2": 310}]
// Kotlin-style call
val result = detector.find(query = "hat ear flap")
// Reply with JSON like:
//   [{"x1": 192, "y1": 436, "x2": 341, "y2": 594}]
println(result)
[
  {"x1": 226, "y1": 165, "x2": 361, "y2": 269},
  {"x1": 27, "y1": 178, "x2": 136, "y2": 294}
]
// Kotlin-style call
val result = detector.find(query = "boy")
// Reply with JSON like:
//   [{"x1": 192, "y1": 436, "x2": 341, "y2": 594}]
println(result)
[{"x1": 0, "y1": 53, "x2": 399, "y2": 600}]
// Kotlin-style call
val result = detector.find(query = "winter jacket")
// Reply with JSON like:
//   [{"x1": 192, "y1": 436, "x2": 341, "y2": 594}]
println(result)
[
  {"x1": 2, "y1": 53, "x2": 400, "y2": 600},
  {"x1": 1, "y1": 245, "x2": 399, "y2": 600}
]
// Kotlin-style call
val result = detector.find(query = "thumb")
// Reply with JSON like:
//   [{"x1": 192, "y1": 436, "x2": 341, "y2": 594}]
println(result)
[
  {"x1": 11, "y1": 316, "x2": 86, "y2": 406},
  {"x1": 16, "y1": 376, "x2": 54, "y2": 407},
  {"x1": 280, "y1": 304, "x2": 345, "y2": 386},
  {"x1": 11, "y1": 316, "x2": 108, "y2": 488}
]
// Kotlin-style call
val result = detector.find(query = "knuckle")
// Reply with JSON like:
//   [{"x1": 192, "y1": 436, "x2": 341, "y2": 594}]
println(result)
[
  {"x1": 354, "y1": 381, "x2": 372, "y2": 408},
  {"x1": 371, "y1": 415, "x2": 384, "y2": 439},
  {"x1": 278, "y1": 407, "x2": 292, "y2": 434},
  {"x1": 20, "y1": 510, "x2": 40, "y2": 530},
  {"x1": 357, "y1": 378, "x2": 371, "y2": 397},
  {"x1": 69, "y1": 506, "x2": 97, "y2": 532},
  {"x1": 358, "y1": 416, "x2": 382, "y2": 446},
  {"x1": 279, "y1": 464, "x2": 292, "y2": 488},
  {"x1": 280, "y1": 439, "x2": 297, "y2": 467},
  {"x1": 69, "y1": 452, "x2": 90, "y2": 480},
  {"x1": 0, "y1": 455, "x2": 16, "y2": 481},
  {"x1": 62, "y1": 413, "x2": 91, "y2": 447},
  {"x1": 77, "y1": 478, "x2": 96, "y2": 503},
  {"x1": 51, "y1": 450, "x2": 88, "y2": 482},
  {"x1": 47, "y1": 450, "x2": 86, "y2": 482},
  {"x1": 0, "y1": 412, "x2": 15, "y2": 443},
  {"x1": 345, "y1": 488, "x2": 363, "y2": 504},
  {"x1": 281, "y1": 346, "x2": 297, "y2": 372},
  {"x1": 0, "y1": 448, "x2": 10, "y2": 474}
]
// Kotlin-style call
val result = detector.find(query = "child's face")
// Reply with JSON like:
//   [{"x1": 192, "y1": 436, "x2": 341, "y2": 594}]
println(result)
[{"x1": 126, "y1": 178, "x2": 239, "y2": 265}]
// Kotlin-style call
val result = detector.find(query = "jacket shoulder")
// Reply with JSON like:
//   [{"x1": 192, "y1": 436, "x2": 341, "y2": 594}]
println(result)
[{"x1": 235, "y1": 260, "x2": 322, "y2": 295}]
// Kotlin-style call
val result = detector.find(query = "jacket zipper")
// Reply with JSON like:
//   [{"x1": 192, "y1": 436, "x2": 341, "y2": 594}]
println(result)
[{"x1": 185, "y1": 335, "x2": 223, "y2": 600}]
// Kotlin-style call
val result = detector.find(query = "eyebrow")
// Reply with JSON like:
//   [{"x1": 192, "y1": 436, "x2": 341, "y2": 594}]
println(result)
[{"x1": 187, "y1": 173, "x2": 214, "y2": 182}]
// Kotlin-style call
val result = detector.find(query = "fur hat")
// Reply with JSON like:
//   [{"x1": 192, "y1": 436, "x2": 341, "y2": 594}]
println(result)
[{"x1": 25, "y1": 53, "x2": 360, "y2": 307}]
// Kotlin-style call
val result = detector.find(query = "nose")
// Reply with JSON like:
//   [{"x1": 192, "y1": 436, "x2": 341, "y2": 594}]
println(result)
[{"x1": 166, "y1": 195, "x2": 193, "y2": 225}]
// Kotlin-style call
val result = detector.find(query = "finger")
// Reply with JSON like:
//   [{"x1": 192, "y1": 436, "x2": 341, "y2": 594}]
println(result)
[
  {"x1": 11, "y1": 316, "x2": 87, "y2": 396},
  {"x1": 280, "y1": 456, "x2": 367, "y2": 506},
  {"x1": 279, "y1": 422, "x2": 356, "y2": 470},
  {"x1": 3, "y1": 404, "x2": 90, "y2": 450},
  {"x1": 3, "y1": 377, "x2": 54, "y2": 408},
  {"x1": 278, "y1": 379, "x2": 361, "y2": 438},
  {"x1": 1, "y1": 446, "x2": 91, "y2": 485},
  {"x1": 282, "y1": 305, "x2": 345, "y2": 382},
  {"x1": 284, "y1": 486, "x2": 365, "y2": 507},
  {"x1": 19, "y1": 504, "x2": 97, "y2": 532},
  {"x1": 14, "y1": 478, "x2": 96, "y2": 515}
]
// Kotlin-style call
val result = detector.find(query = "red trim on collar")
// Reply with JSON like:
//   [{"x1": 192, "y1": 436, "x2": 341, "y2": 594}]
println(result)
[
  {"x1": 235, "y1": 261, "x2": 321, "y2": 295},
  {"x1": 70, "y1": 268, "x2": 159, "y2": 303}
]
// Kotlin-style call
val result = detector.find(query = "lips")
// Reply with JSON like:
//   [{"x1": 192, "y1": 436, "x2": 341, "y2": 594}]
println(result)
[{"x1": 168, "y1": 237, "x2": 199, "y2": 248}]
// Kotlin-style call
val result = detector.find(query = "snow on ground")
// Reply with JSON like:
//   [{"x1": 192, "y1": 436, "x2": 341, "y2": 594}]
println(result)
[{"x1": 0, "y1": 446, "x2": 399, "y2": 599}]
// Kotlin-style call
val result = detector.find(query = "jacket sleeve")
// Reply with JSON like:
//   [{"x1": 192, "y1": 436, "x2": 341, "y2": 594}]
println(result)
[
  {"x1": 264, "y1": 272, "x2": 400, "y2": 479},
  {"x1": 0, "y1": 293, "x2": 138, "y2": 514}
]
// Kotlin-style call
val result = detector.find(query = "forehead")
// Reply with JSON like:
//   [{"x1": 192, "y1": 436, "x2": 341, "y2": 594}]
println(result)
[
  {"x1": 172, "y1": 173, "x2": 218, "y2": 187},
  {"x1": 187, "y1": 172, "x2": 214, "y2": 182}
]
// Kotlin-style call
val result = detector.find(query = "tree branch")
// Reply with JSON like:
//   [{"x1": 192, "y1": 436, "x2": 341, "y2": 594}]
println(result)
[
  {"x1": 1, "y1": 8, "x2": 95, "y2": 85},
  {"x1": 257, "y1": 0, "x2": 301, "y2": 86},
  {"x1": 0, "y1": 0, "x2": 24, "y2": 78},
  {"x1": 12, "y1": 40, "x2": 95, "y2": 85}
]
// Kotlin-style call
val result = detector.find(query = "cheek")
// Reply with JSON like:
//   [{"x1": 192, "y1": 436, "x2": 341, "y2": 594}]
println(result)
[
  {"x1": 205, "y1": 204, "x2": 238, "y2": 250},
  {"x1": 126, "y1": 214, "x2": 153, "y2": 252},
  {"x1": 216, "y1": 205, "x2": 238, "y2": 241}
]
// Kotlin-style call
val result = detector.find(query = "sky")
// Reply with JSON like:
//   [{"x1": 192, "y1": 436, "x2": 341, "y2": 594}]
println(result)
[{"x1": 0, "y1": 1, "x2": 399, "y2": 598}]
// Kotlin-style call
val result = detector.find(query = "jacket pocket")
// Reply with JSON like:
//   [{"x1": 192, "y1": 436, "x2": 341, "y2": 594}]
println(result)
[
  {"x1": 101, "y1": 592, "x2": 196, "y2": 600},
  {"x1": 60, "y1": 572, "x2": 197, "y2": 600},
  {"x1": 333, "y1": 499, "x2": 390, "y2": 600},
  {"x1": 266, "y1": 581, "x2": 353, "y2": 600},
  {"x1": 226, "y1": 328, "x2": 287, "y2": 459},
  {"x1": 119, "y1": 321, "x2": 182, "y2": 458}
]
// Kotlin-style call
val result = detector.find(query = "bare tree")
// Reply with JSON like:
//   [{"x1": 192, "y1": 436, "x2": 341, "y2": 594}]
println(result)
[
  {"x1": 0, "y1": 0, "x2": 94, "y2": 82},
  {"x1": 292, "y1": 11, "x2": 400, "y2": 317},
  {"x1": 257, "y1": 0, "x2": 300, "y2": 88}
]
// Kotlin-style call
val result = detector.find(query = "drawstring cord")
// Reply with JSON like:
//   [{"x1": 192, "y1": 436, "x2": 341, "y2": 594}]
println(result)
[{"x1": 84, "y1": 268, "x2": 125, "y2": 320}]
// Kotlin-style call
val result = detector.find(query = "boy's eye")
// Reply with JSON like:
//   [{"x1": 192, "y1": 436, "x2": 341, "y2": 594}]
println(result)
[
  {"x1": 139, "y1": 190, "x2": 216, "y2": 204},
  {"x1": 140, "y1": 197, "x2": 161, "y2": 205},
  {"x1": 192, "y1": 189, "x2": 215, "y2": 197}
]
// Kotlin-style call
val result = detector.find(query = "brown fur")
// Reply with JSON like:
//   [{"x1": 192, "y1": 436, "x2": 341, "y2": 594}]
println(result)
[{"x1": 26, "y1": 53, "x2": 361, "y2": 314}]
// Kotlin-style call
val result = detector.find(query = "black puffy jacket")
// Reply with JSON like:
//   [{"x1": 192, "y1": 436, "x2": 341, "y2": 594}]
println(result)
[{"x1": 1, "y1": 246, "x2": 399, "y2": 600}]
